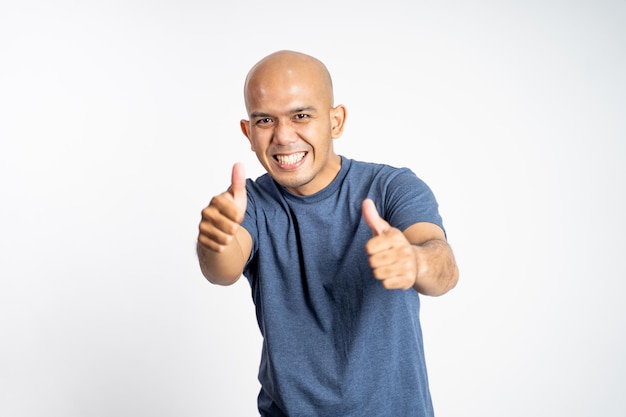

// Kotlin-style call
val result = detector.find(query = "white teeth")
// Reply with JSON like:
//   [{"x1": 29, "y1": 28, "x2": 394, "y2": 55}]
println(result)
[{"x1": 276, "y1": 152, "x2": 305, "y2": 165}]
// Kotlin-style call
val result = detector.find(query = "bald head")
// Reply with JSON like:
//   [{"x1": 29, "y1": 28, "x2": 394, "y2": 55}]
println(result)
[
  {"x1": 239, "y1": 50, "x2": 347, "y2": 195},
  {"x1": 243, "y1": 50, "x2": 334, "y2": 112}
]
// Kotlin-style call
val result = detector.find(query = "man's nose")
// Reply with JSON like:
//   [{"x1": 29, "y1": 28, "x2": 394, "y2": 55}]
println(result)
[{"x1": 272, "y1": 121, "x2": 297, "y2": 145}]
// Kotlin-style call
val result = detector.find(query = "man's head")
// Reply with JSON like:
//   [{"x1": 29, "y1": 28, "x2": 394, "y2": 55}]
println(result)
[{"x1": 240, "y1": 50, "x2": 347, "y2": 196}]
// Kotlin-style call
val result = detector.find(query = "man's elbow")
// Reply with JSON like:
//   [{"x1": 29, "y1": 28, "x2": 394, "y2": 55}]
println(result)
[
  {"x1": 439, "y1": 266, "x2": 459, "y2": 296},
  {"x1": 419, "y1": 266, "x2": 459, "y2": 297},
  {"x1": 201, "y1": 267, "x2": 242, "y2": 286}
]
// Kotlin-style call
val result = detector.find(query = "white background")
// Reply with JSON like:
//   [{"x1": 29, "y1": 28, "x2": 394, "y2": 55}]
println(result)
[{"x1": 1, "y1": 1, "x2": 624, "y2": 416}]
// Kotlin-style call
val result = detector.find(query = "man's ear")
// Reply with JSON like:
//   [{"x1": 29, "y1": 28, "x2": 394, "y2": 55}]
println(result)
[
  {"x1": 240, "y1": 119, "x2": 255, "y2": 151},
  {"x1": 330, "y1": 105, "x2": 347, "y2": 139}
]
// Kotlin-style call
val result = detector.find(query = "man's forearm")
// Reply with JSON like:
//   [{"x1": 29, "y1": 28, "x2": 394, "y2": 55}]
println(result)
[
  {"x1": 412, "y1": 239, "x2": 459, "y2": 296},
  {"x1": 197, "y1": 238, "x2": 246, "y2": 286}
]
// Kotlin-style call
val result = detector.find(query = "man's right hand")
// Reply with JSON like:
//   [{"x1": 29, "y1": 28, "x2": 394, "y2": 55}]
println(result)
[{"x1": 198, "y1": 163, "x2": 247, "y2": 253}]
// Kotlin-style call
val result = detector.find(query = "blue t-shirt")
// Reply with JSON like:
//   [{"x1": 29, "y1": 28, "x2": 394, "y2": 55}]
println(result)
[{"x1": 241, "y1": 156, "x2": 443, "y2": 417}]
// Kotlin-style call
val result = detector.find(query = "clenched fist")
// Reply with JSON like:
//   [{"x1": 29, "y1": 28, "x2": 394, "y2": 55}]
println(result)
[
  {"x1": 362, "y1": 198, "x2": 418, "y2": 290},
  {"x1": 198, "y1": 163, "x2": 247, "y2": 253}
]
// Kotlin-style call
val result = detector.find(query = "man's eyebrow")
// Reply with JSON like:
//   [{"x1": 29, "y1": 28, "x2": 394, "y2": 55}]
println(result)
[
  {"x1": 250, "y1": 107, "x2": 317, "y2": 119},
  {"x1": 291, "y1": 106, "x2": 317, "y2": 114},
  {"x1": 250, "y1": 111, "x2": 274, "y2": 119}
]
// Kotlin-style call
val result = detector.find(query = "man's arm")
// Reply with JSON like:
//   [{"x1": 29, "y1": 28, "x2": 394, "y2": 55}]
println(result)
[
  {"x1": 197, "y1": 227, "x2": 252, "y2": 285},
  {"x1": 362, "y1": 199, "x2": 459, "y2": 295},
  {"x1": 403, "y1": 222, "x2": 459, "y2": 296},
  {"x1": 197, "y1": 163, "x2": 252, "y2": 286}
]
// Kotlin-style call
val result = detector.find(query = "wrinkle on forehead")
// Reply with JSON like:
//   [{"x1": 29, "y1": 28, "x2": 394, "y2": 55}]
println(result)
[{"x1": 243, "y1": 50, "x2": 334, "y2": 112}]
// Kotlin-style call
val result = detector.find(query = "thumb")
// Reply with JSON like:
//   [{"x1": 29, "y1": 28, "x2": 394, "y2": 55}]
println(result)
[
  {"x1": 362, "y1": 198, "x2": 390, "y2": 236},
  {"x1": 230, "y1": 162, "x2": 247, "y2": 210}
]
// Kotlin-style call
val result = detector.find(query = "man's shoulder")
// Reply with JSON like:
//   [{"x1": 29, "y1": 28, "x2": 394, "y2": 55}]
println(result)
[
  {"x1": 346, "y1": 157, "x2": 398, "y2": 171},
  {"x1": 345, "y1": 157, "x2": 415, "y2": 182},
  {"x1": 246, "y1": 172, "x2": 275, "y2": 191}
]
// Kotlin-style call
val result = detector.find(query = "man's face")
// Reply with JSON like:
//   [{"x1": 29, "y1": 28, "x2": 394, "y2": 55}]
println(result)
[{"x1": 241, "y1": 68, "x2": 345, "y2": 196}]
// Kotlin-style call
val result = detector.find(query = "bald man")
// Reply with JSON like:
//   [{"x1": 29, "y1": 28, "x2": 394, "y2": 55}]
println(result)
[{"x1": 197, "y1": 50, "x2": 458, "y2": 416}]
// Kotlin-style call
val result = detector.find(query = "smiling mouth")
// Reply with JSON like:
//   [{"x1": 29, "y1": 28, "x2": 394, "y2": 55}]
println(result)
[{"x1": 274, "y1": 151, "x2": 307, "y2": 166}]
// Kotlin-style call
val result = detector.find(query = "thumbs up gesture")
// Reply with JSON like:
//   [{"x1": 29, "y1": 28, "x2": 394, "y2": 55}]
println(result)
[
  {"x1": 362, "y1": 199, "x2": 418, "y2": 290},
  {"x1": 198, "y1": 163, "x2": 247, "y2": 253}
]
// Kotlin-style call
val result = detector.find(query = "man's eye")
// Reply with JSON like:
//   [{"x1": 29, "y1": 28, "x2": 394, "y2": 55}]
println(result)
[
  {"x1": 256, "y1": 118, "x2": 273, "y2": 125},
  {"x1": 294, "y1": 114, "x2": 309, "y2": 120}
]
